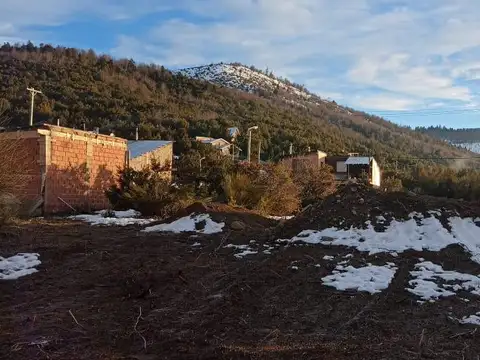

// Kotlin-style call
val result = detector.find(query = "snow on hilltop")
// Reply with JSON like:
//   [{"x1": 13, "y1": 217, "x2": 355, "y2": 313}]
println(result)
[
  {"x1": 175, "y1": 63, "x2": 310, "y2": 98},
  {"x1": 174, "y1": 63, "x2": 351, "y2": 114},
  {"x1": 454, "y1": 142, "x2": 480, "y2": 154}
]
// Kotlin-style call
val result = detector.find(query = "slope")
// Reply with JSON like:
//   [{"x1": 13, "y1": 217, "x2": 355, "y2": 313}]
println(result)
[
  {"x1": 0, "y1": 43, "x2": 474, "y2": 166},
  {"x1": 417, "y1": 126, "x2": 480, "y2": 154}
]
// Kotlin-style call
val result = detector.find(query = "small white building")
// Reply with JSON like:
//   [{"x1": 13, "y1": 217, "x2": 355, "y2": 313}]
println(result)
[{"x1": 195, "y1": 136, "x2": 232, "y2": 156}]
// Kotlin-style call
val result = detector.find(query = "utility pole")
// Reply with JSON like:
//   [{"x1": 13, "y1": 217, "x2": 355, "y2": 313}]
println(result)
[
  {"x1": 135, "y1": 126, "x2": 139, "y2": 141},
  {"x1": 258, "y1": 139, "x2": 261, "y2": 163},
  {"x1": 289, "y1": 142, "x2": 293, "y2": 155},
  {"x1": 27, "y1": 87, "x2": 42, "y2": 126},
  {"x1": 247, "y1": 126, "x2": 259, "y2": 163}
]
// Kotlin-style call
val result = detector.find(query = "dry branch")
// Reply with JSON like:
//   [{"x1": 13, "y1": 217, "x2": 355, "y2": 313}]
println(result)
[{"x1": 134, "y1": 306, "x2": 147, "y2": 350}]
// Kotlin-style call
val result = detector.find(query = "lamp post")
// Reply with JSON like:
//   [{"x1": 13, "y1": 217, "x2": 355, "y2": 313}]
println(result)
[
  {"x1": 247, "y1": 126, "x2": 258, "y2": 163},
  {"x1": 199, "y1": 157, "x2": 206, "y2": 172}
]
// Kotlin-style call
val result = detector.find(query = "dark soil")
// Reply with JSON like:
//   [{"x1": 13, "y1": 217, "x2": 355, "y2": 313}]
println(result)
[
  {"x1": 2, "y1": 192, "x2": 480, "y2": 359},
  {"x1": 279, "y1": 182, "x2": 480, "y2": 239}
]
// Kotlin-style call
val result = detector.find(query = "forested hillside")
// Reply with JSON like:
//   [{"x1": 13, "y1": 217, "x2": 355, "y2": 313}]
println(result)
[
  {"x1": 0, "y1": 43, "x2": 474, "y2": 166},
  {"x1": 416, "y1": 126, "x2": 480, "y2": 143}
]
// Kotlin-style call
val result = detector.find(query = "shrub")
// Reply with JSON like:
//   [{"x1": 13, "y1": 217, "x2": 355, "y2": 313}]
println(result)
[
  {"x1": 381, "y1": 176, "x2": 404, "y2": 192},
  {"x1": 106, "y1": 165, "x2": 192, "y2": 218},
  {"x1": 293, "y1": 164, "x2": 336, "y2": 206},
  {"x1": 176, "y1": 146, "x2": 233, "y2": 199},
  {"x1": 223, "y1": 162, "x2": 300, "y2": 215}
]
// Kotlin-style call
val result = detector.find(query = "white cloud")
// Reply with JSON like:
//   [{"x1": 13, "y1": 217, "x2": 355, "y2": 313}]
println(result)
[
  {"x1": 109, "y1": 0, "x2": 480, "y2": 111},
  {"x1": 348, "y1": 55, "x2": 472, "y2": 101},
  {"x1": 350, "y1": 94, "x2": 421, "y2": 111},
  {"x1": 2, "y1": 0, "x2": 480, "y2": 111}
]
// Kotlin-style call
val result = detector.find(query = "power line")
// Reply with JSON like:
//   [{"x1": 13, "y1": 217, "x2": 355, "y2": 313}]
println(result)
[{"x1": 370, "y1": 108, "x2": 480, "y2": 118}]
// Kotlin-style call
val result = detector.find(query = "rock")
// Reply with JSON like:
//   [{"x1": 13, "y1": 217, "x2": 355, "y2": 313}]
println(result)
[
  {"x1": 230, "y1": 221, "x2": 246, "y2": 231},
  {"x1": 351, "y1": 209, "x2": 357, "y2": 215},
  {"x1": 351, "y1": 186, "x2": 357, "y2": 193},
  {"x1": 358, "y1": 198, "x2": 365, "y2": 204}
]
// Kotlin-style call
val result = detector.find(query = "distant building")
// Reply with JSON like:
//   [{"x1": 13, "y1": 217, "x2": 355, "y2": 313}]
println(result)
[
  {"x1": 195, "y1": 136, "x2": 232, "y2": 156},
  {"x1": 227, "y1": 127, "x2": 240, "y2": 141},
  {"x1": 127, "y1": 140, "x2": 173, "y2": 179},
  {"x1": 326, "y1": 155, "x2": 381, "y2": 187},
  {"x1": 281, "y1": 150, "x2": 327, "y2": 171},
  {"x1": 283, "y1": 150, "x2": 381, "y2": 187}
]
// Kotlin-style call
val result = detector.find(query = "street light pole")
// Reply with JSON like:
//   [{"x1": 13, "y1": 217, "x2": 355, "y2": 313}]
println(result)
[
  {"x1": 27, "y1": 87, "x2": 42, "y2": 126},
  {"x1": 247, "y1": 126, "x2": 258, "y2": 163},
  {"x1": 199, "y1": 157, "x2": 206, "y2": 172}
]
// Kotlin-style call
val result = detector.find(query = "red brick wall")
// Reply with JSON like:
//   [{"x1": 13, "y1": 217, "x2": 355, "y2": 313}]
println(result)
[
  {"x1": 88, "y1": 143, "x2": 127, "y2": 210},
  {"x1": 18, "y1": 137, "x2": 43, "y2": 203},
  {"x1": 0, "y1": 133, "x2": 43, "y2": 211},
  {"x1": 44, "y1": 128, "x2": 127, "y2": 213}
]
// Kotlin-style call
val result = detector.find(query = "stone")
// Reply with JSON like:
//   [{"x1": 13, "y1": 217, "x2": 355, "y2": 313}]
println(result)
[
  {"x1": 358, "y1": 198, "x2": 365, "y2": 204},
  {"x1": 230, "y1": 221, "x2": 246, "y2": 231}
]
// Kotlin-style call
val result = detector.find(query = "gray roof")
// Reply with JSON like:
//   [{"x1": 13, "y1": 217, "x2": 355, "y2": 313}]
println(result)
[
  {"x1": 345, "y1": 156, "x2": 371, "y2": 165},
  {"x1": 128, "y1": 140, "x2": 172, "y2": 159}
]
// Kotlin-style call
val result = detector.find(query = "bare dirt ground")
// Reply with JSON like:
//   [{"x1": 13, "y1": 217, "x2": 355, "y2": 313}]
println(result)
[{"x1": 2, "y1": 194, "x2": 480, "y2": 360}]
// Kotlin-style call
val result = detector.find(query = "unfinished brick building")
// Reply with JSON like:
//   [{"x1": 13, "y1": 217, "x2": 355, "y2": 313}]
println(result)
[
  {"x1": 127, "y1": 140, "x2": 173, "y2": 179},
  {"x1": 1, "y1": 124, "x2": 128, "y2": 214}
]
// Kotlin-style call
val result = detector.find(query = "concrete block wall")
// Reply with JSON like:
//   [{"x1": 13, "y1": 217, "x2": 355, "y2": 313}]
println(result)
[{"x1": 129, "y1": 143, "x2": 173, "y2": 180}]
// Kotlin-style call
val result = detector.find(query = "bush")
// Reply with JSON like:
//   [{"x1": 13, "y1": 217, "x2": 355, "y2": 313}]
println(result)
[
  {"x1": 381, "y1": 176, "x2": 404, "y2": 192},
  {"x1": 223, "y1": 162, "x2": 300, "y2": 215},
  {"x1": 176, "y1": 146, "x2": 233, "y2": 199},
  {"x1": 106, "y1": 165, "x2": 192, "y2": 218},
  {"x1": 293, "y1": 164, "x2": 336, "y2": 206}
]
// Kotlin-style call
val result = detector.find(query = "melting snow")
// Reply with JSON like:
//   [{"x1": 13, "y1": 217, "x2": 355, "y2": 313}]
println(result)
[
  {"x1": 70, "y1": 209, "x2": 153, "y2": 226},
  {"x1": 407, "y1": 261, "x2": 480, "y2": 302},
  {"x1": 0, "y1": 253, "x2": 41, "y2": 280},
  {"x1": 268, "y1": 215, "x2": 295, "y2": 221},
  {"x1": 224, "y1": 244, "x2": 258, "y2": 258},
  {"x1": 322, "y1": 263, "x2": 397, "y2": 294},
  {"x1": 143, "y1": 214, "x2": 224, "y2": 234},
  {"x1": 459, "y1": 313, "x2": 480, "y2": 325},
  {"x1": 234, "y1": 250, "x2": 258, "y2": 258},
  {"x1": 288, "y1": 214, "x2": 480, "y2": 263}
]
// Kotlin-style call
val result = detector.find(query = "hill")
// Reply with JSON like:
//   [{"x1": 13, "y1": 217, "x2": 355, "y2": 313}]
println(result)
[
  {"x1": 416, "y1": 126, "x2": 480, "y2": 154},
  {"x1": 0, "y1": 43, "x2": 475, "y2": 166}
]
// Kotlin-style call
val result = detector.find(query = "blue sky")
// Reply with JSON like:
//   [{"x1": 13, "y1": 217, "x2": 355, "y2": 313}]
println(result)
[{"x1": 2, "y1": 0, "x2": 480, "y2": 128}]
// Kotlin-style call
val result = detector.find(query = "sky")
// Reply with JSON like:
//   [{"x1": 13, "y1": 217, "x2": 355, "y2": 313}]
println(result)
[{"x1": 1, "y1": 0, "x2": 480, "y2": 128}]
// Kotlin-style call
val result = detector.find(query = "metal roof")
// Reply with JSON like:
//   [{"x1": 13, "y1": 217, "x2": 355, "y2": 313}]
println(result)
[
  {"x1": 128, "y1": 140, "x2": 172, "y2": 159},
  {"x1": 227, "y1": 127, "x2": 240, "y2": 137},
  {"x1": 345, "y1": 156, "x2": 371, "y2": 165}
]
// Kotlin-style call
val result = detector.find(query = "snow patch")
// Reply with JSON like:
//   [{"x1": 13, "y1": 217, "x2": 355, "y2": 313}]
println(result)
[
  {"x1": 287, "y1": 214, "x2": 480, "y2": 263},
  {"x1": 268, "y1": 215, "x2": 295, "y2": 221},
  {"x1": 143, "y1": 213, "x2": 224, "y2": 234},
  {"x1": 322, "y1": 263, "x2": 397, "y2": 294},
  {"x1": 407, "y1": 261, "x2": 480, "y2": 302},
  {"x1": 459, "y1": 313, "x2": 480, "y2": 325},
  {"x1": 70, "y1": 209, "x2": 153, "y2": 226},
  {"x1": 0, "y1": 253, "x2": 41, "y2": 280}
]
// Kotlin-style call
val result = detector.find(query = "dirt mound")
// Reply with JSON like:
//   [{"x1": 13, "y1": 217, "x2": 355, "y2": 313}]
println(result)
[
  {"x1": 280, "y1": 182, "x2": 480, "y2": 238},
  {"x1": 156, "y1": 201, "x2": 277, "y2": 233}
]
